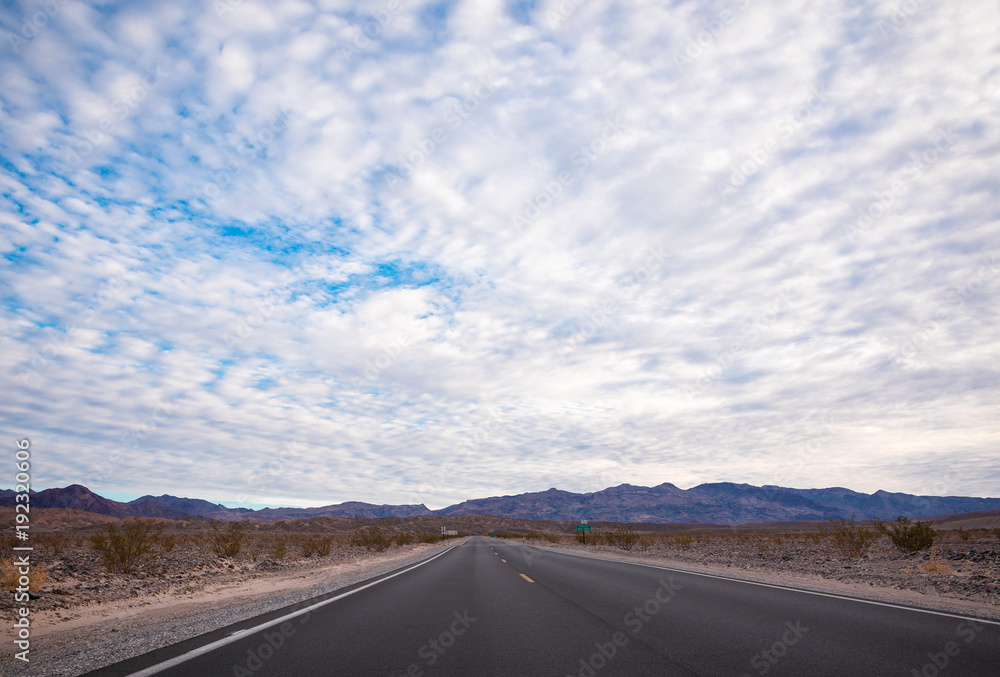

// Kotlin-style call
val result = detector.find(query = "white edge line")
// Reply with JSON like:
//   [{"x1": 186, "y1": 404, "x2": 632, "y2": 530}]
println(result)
[
  {"x1": 523, "y1": 544, "x2": 1000, "y2": 627},
  {"x1": 126, "y1": 544, "x2": 461, "y2": 676}
]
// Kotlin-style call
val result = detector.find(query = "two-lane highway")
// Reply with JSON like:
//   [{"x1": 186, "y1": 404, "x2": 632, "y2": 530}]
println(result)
[{"x1": 88, "y1": 537, "x2": 1000, "y2": 676}]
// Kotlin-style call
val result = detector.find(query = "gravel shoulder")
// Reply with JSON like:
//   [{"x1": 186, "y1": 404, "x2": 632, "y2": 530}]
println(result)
[{"x1": 0, "y1": 540, "x2": 464, "y2": 677}]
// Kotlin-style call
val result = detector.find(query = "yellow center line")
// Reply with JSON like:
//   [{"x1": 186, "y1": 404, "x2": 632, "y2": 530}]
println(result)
[
  {"x1": 501, "y1": 559, "x2": 506, "y2": 563},
  {"x1": 520, "y1": 573, "x2": 534, "y2": 583}
]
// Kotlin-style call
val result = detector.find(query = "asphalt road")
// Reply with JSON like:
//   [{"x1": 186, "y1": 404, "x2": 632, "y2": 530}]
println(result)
[{"x1": 88, "y1": 537, "x2": 1000, "y2": 676}]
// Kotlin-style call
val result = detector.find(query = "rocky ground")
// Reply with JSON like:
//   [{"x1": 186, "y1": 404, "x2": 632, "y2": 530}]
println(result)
[
  {"x1": 2, "y1": 536, "x2": 386, "y2": 617},
  {"x1": 544, "y1": 529, "x2": 1000, "y2": 617}
]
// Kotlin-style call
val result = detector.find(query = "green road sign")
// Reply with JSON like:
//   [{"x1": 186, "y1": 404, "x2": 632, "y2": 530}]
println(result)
[{"x1": 576, "y1": 525, "x2": 591, "y2": 531}]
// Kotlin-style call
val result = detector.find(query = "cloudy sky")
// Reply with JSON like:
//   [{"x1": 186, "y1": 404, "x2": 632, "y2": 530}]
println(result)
[{"x1": 2, "y1": 0, "x2": 998, "y2": 510}]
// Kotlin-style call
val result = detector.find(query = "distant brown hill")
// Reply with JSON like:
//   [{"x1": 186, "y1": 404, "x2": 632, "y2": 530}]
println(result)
[{"x1": 2, "y1": 482, "x2": 999, "y2": 526}]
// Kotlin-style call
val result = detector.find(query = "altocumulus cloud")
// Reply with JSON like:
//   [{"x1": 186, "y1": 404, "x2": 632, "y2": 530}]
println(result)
[{"x1": 1, "y1": 0, "x2": 998, "y2": 509}]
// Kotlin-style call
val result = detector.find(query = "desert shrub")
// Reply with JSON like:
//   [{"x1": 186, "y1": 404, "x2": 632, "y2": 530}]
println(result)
[
  {"x1": 210, "y1": 521, "x2": 246, "y2": 558},
  {"x1": 91, "y1": 519, "x2": 161, "y2": 574},
  {"x1": 828, "y1": 516, "x2": 876, "y2": 558},
  {"x1": 605, "y1": 526, "x2": 639, "y2": 551},
  {"x1": 156, "y1": 533, "x2": 178, "y2": 553},
  {"x1": 672, "y1": 535, "x2": 694, "y2": 549},
  {"x1": 878, "y1": 516, "x2": 935, "y2": 553},
  {"x1": 0, "y1": 533, "x2": 15, "y2": 560},
  {"x1": 1, "y1": 560, "x2": 47, "y2": 591},
  {"x1": 393, "y1": 533, "x2": 415, "y2": 547},
  {"x1": 301, "y1": 535, "x2": 334, "y2": 557},
  {"x1": 351, "y1": 527, "x2": 390, "y2": 552},
  {"x1": 917, "y1": 547, "x2": 954, "y2": 574},
  {"x1": 269, "y1": 540, "x2": 287, "y2": 560},
  {"x1": 956, "y1": 528, "x2": 971, "y2": 542},
  {"x1": 245, "y1": 536, "x2": 263, "y2": 561},
  {"x1": 417, "y1": 532, "x2": 443, "y2": 544},
  {"x1": 39, "y1": 532, "x2": 71, "y2": 556}
]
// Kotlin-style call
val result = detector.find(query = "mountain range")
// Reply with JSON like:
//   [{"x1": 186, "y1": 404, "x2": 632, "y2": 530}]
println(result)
[{"x1": 3, "y1": 482, "x2": 999, "y2": 525}]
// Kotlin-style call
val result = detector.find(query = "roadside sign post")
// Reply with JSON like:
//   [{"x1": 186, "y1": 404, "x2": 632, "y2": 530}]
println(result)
[{"x1": 576, "y1": 522, "x2": 591, "y2": 544}]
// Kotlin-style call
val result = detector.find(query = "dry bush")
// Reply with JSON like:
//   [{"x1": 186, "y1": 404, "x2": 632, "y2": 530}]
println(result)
[
  {"x1": 393, "y1": 533, "x2": 415, "y2": 547},
  {"x1": 351, "y1": 527, "x2": 390, "y2": 552},
  {"x1": 878, "y1": 516, "x2": 935, "y2": 554},
  {"x1": 0, "y1": 533, "x2": 14, "y2": 560},
  {"x1": 605, "y1": 526, "x2": 640, "y2": 551},
  {"x1": 156, "y1": 533, "x2": 178, "y2": 553},
  {"x1": 245, "y1": 535, "x2": 264, "y2": 561},
  {"x1": 209, "y1": 521, "x2": 246, "y2": 558},
  {"x1": 916, "y1": 547, "x2": 955, "y2": 575},
  {"x1": 40, "y1": 532, "x2": 71, "y2": 556},
  {"x1": 269, "y1": 540, "x2": 288, "y2": 560},
  {"x1": 91, "y1": 519, "x2": 161, "y2": 574},
  {"x1": 300, "y1": 535, "x2": 334, "y2": 557},
  {"x1": 1, "y1": 561, "x2": 47, "y2": 591},
  {"x1": 672, "y1": 535, "x2": 694, "y2": 549},
  {"x1": 828, "y1": 517, "x2": 876, "y2": 558}
]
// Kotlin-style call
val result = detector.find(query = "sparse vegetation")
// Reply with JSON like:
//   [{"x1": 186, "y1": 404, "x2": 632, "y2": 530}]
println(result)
[
  {"x1": 392, "y1": 533, "x2": 415, "y2": 547},
  {"x1": 0, "y1": 532, "x2": 14, "y2": 561},
  {"x1": 672, "y1": 535, "x2": 694, "y2": 549},
  {"x1": 156, "y1": 533, "x2": 178, "y2": 553},
  {"x1": 828, "y1": 516, "x2": 876, "y2": 558},
  {"x1": 916, "y1": 547, "x2": 954, "y2": 574},
  {"x1": 300, "y1": 535, "x2": 333, "y2": 557},
  {"x1": 350, "y1": 527, "x2": 391, "y2": 552},
  {"x1": 605, "y1": 526, "x2": 640, "y2": 551},
  {"x1": 1, "y1": 560, "x2": 47, "y2": 591},
  {"x1": 90, "y1": 519, "x2": 162, "y2": 574},
  {"x1": 878, "y1": 516, "x2": 935, "y2": 554},
  {"x1": 269, "y1": 539, "x2": 288, "y2": 560},
  {"x1": 209, "y1": 521, "x2": 247, "y2": 558}
]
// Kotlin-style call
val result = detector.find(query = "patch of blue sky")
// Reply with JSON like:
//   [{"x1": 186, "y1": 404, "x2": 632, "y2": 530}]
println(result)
[
  {"x1": 252, "y1": 377, "x2": 276, "y2": 390},
  {"x1": 506, "y1": 0, "x2": 538, "y2": 25}
]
